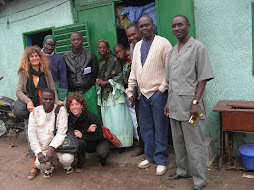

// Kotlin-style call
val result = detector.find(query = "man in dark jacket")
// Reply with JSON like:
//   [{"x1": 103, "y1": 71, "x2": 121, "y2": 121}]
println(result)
[{"x1": 63, "y1": 32, "x2": 99, "y2": 118}]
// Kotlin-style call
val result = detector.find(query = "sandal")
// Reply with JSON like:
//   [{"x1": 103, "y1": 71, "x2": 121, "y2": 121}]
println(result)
[
  {"x1": 64, "y1": 167, "x2": 73, "y2": 174},
  {"x1": 44, "y1": 166, "x2": 54, "y2": 178},
  {"x1": 27, "y1": 167, "x2": 39, "y2": 181}
]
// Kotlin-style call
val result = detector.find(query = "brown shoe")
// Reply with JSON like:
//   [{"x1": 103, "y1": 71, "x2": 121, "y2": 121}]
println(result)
[
  {"x1": 75, "y1": 168, "x2": 83, "y2": 173},
  {"x1": 131, "y1": 148, "x2": 144, "y2": 157},
  {"x1": 134, "y1": 139, "x2": 139, "y2": 146}
]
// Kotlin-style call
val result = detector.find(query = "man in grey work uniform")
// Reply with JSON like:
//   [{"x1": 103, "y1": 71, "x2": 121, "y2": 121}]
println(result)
[{"x1": 164, "y1": 15, "x2": 214, "y2": 190}]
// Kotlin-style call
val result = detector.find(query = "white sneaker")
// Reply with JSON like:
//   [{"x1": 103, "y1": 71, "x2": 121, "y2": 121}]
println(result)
[
  {"x1": 138, "y1": 159, "x2": 153, "y2": 169},
  {"x1": 156, "y1": 165, "x2": 167, "y2": 175},
  {"x1": 64, "y1": 166, "x2": 73, "y2": 174},
  {"x1": 44, "y1": 166, "x2": 55, "y2": 178}
]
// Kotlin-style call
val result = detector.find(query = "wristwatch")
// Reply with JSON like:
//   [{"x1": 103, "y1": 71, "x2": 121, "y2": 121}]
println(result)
[{"x1": 192, "y1": 100, "x2": 198, "y2": 105}]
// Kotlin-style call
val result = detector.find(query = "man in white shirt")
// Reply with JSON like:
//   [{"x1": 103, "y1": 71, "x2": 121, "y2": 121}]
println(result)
[{"x1": 28, "y1": 88, "x2": 74, "y2": 178}]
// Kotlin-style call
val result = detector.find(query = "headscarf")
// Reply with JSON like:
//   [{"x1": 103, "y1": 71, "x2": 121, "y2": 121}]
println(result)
[
  {"x1": 43, "y1": 35, "x2": 56, "y2": 42},
  {"x1": 42, "y1": 35, "x2": 56, "y2": 62}
]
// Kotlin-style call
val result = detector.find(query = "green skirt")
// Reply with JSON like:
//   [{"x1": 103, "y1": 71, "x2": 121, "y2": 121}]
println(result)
[{"x1": 101, "y1": 102, "x2": 133, "y2": 147}]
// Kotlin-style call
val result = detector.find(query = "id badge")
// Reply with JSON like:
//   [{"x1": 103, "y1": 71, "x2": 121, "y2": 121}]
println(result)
[{"x1": 83, "y1": 67, "x2": 91, "y2": 74}]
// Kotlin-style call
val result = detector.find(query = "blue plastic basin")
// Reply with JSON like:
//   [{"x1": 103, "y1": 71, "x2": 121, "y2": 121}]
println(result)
[{"x1": 239, "y1": 144, "x2": 254, "y2": 170}]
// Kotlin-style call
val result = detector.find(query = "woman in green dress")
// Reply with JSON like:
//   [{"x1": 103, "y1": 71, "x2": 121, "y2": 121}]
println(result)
[{"x1": 96, "y1": 40, "x2": 133, "y2": 147}]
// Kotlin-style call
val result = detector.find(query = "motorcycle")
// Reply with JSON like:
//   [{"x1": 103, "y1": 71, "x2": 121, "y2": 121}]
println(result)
[{"x1": 0, "y1": 76, "x2": 25, "y2": 147}]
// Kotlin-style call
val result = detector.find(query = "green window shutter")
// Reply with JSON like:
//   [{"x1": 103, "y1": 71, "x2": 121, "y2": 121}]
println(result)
[{"x1": 52, "y1": 23, "x2": 90, "y2": 55}]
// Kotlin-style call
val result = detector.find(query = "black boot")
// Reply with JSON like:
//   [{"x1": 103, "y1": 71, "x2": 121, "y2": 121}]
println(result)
[
  {"x1": 99, "y1": 158, "x2": 107, "y2": 166},
  {"x1": 76, "y1": 152, "x2": 85, "y2": 169}
]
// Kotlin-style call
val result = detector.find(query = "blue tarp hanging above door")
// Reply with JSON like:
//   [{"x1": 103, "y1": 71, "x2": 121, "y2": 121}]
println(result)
[{"x1": 120, "y1": 2, "x2": 157, "y2": 33}]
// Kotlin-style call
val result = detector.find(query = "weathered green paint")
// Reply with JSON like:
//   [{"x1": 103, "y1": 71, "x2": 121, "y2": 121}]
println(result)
[
  {"x1": 195, "y1": 0, "x2": 254, "y2": 156},
  {"x1": 1, "y1": 0, "x2": 253, "y2": 157},
  {"x1": 252, "y1": 2, "x2": 254, "y2": 75},
  {"x1": 72, "y1": 0, "x2": 121, "y2": 7},
  {"x1": 73, "y1": 2, "x2": 118, "y2": 57},
  {"x1": 72, "y1": 0, "x2": 196, "y2": 56},
  {"x1": 0, "y1": 0, "x2": 73, "y2": 100},
  {"x1": 156, "y1": 0, "x2": 195, "y2": 46}
]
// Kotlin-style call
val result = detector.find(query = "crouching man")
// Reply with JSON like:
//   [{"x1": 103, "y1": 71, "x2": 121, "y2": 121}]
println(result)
[{"x1": 28, "y1": 88, "x2": 74, "y2": 178}]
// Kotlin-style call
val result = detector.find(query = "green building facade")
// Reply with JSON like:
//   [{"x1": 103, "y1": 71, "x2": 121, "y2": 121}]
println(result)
[{"x1": 0, "y1": 0, "x2": 254, "y2": 155}]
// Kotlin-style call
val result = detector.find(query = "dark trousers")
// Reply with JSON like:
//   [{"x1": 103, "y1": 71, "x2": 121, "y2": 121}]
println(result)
[
  {"x1": 139, "y1": 92, "x2": 169, "y2": 165},
  {"x1": 77, "y1": 139, "x2": 110, "y2": 168},
  {"x1": 135, "y1": 99, "x2": 144, "y2": 149}
]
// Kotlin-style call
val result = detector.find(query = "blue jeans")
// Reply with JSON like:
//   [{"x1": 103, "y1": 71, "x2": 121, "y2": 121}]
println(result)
[{"x1": 139, "y1": 92, "x2": 169, "y2": 165}]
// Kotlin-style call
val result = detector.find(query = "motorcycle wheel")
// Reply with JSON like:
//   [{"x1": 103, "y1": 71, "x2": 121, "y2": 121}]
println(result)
[{"x1": 0, "y1": 113, "x2": 10, "y2": 138}]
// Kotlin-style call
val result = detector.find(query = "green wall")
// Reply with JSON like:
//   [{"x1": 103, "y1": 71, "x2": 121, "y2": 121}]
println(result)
[
  {"x1": 1, "y1": 0, "x2": 253, "y2": 156},
  {"x1": 0, "y1": 0, "x2": 73, "y2": 100},
  {"x1": 194, "y1": 0, "x2": 254, "y2": 156}
]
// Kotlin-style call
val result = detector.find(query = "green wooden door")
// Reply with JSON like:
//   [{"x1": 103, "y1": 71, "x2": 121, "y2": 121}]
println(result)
[
  {"x1": 75, "y1": 3, "x2": 117, "y2": 58},
  {"x1": 156, "y1": 0, "x2": 195, "y2": 46}
]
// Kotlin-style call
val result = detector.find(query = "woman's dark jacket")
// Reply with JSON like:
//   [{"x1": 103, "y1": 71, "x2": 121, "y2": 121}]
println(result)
[{"x1": 68, "y1": 110, "x2": 104, "y2": 142}]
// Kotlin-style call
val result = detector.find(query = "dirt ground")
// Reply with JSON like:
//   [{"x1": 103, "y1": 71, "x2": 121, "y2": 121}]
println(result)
[{"x1": 0, "y1": 134, "x2": 253, "y2": 190}]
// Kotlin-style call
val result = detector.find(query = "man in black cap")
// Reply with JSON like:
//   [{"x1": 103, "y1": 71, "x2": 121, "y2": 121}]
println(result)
[{"x1": 42, "y1": 35, "x2": 68, "y2": 101}]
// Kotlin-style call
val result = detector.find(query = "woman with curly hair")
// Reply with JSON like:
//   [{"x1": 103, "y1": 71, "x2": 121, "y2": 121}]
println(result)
[
  {"x1": 66, "y1": 92, "x2": 110, "y2": 172},
  {"x1": 16, "y1": 45, "x2": 62, "y2": 180},
  {"x1": 96, "y1": 40, "x2": 133, "y2": 148}
]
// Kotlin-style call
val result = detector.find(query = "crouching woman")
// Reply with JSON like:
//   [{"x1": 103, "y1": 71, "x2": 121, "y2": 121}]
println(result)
[{"x1": 66, "y1": 92, "x2": 110, "y2": 172}]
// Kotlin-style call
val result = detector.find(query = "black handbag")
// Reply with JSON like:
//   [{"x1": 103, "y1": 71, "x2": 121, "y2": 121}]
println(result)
[
  {"x1": 53, "y1": 105, "x2": 79, "y2": 153},
  {"x1": 13, "y1": 99, "x2": 30, "y2": 119}
]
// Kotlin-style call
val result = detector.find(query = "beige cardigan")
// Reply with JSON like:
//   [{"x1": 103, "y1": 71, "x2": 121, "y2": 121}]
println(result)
[
  {"x1": 126, "y1": 35, "x2": 172, "y2": 99},
  {"x1": 16, "y1": 70, "x2": 59, "y2": 104}
]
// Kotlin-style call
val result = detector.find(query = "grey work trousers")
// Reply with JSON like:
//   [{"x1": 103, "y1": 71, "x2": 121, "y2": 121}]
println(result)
[{"x1": 170, "y1": 119, "x2": 207, "y2": 186}]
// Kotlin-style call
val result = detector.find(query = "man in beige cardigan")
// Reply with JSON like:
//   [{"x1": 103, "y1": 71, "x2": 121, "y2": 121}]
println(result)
[{"x1": 126, "y1": 15, "x2": 172, "y2": 175}]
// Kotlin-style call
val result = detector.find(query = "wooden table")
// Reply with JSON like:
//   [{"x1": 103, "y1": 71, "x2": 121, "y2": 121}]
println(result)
[{"x1": 213, "y1": 100, "x2": 254, "y2": 170}]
